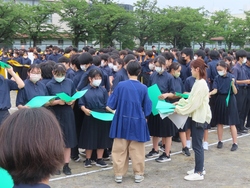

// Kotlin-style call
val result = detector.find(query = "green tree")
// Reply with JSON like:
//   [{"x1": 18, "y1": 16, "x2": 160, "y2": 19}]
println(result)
[
  {"x1": 58, "y1": 0, "x2": 95, "y2": 48},
  {"x1": 17, "y1": 0, "x2": 59, "y2": 47},
  {"x1": 160, "y1": 7, "x2": 206, "y2": 49},
  {"x1": 0, "y1": 1, "x2": 20, "y2": 45},
  {"x1": 90, "y1": 0, "x2": 134, "y2": 48},
  {"x1": 133, "y1": 0, "x2": 160, "y2": 46}
]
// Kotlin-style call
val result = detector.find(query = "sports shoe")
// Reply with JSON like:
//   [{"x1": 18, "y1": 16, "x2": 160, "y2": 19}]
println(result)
[
  {"x1": 158, "y1": 140, "x2": 163, "y2": 147},
  {"x1": 115, "y1": 176, "x2": 122, "y2": 183},
  {"x1": 103, "y1": 156, "x2": 110, "y2": 161},
  {"x1": 155, "y1": 152, "x2": 171, "y2": 163},
  {"x1": 159, "y1": 144, "x2": 165, "y2": 152},
  {"x1": 96, "y1": 159, "x2": 108, "y2": 168},
  {"x1": 184, "y1": 173, "x2": 204, "y2": 181},
  {"x1": 239, "y1": 129, "x2": 248, "y2": 134},
  {"x1": 135, "y1": 174, "x2": 144, "y2": 183},
  {"x1": 231, "y1": 143, "x2": 238, "y2": 151},
  {"x1": 84, "y1": 159, "x2": 92, "y2": 168},
  {"x1": 63, "y1": 165, "x2": 71, "y2": 175},
  {"x1": 71, "y1": 156, "x2": 81, "y2": 162},
  {"x1": 203, "y1": 142, "x2": 208, "y2": 150},
  {"x1": 182, "y1": 147, "x2": 191, "y2": 156},
  {"x1": 217, "y1": 141, "x2": 223, "y2": 149},
  {"x1": 145, "y1": 148, "x2": 160, "y2": 158},
  {"x1": 187, "y1": 169, "x2": 206, "y2": 175},
  {"x1": 186, "y1": 140, "x2": 191, "y2": 149}
]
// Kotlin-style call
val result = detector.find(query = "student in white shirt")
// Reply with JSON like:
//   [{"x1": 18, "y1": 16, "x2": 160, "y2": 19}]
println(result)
[{"x1": 175, "y1": 59, "x2": 211, "y2": 181}]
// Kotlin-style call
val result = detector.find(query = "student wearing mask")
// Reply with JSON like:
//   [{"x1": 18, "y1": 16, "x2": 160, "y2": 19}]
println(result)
[
  {"x1": 231, "y1": 50, "x2": 249, "y2": 134},
  {"x1": 141, "y1": 51, "x2": 154, "y2": 86},
  {"x1": 46, "y1": 64, "x2": 77, "y2": 175},
  {"x1": 39, "y1": 61, "x2": 56, "y2": 85},
  {"x1": 16, "y1": 64, "x2": 47, "y2": 109},
  {"x1": 180, "y1": 48, "x2": 193, "y2": 83},
  {"x1": 58, "y1": 56, "x2": 75, "y2": 81},
  {"x1": 78, "y1": 69, "x2": 112, "y2": 168},
  {"x1": 209, "y1": 61, "x2": 238, "y2": 151}
]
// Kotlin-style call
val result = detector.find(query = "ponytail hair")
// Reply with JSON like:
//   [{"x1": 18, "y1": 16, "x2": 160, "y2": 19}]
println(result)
[{"x1": 190, "y1": 59, "x2": 208, "y2": 80}]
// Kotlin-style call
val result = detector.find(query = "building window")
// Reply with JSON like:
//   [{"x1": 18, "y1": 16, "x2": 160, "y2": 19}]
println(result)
[
  {"x1": 58, "y1": 39, "x2": 64, "y2": 45},
  {"x1": 46, "y1": 14, "x2": 52, "y2": 24},
  {"x1": 20, "y1": 39, "x2": 26, "y2": 45},
  {"x1": 218, "y1": 41, "x2": 222, "y2": 46}
]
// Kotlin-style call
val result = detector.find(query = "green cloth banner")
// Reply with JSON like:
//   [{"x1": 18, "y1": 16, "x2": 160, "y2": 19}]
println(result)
[
  {"x1": 56, "y1": 89, "x2": 88, "y2": 102},
  {"x1": 148, "y1": 84, "x2": 164, "y2": 116},
  {"x1": 25, "y1": 96, "x2": 56, "y2": 108},
  {"x1": 175, "y1": 92, "x2": 190, "y2": 99},
  {"x1": 0, "y1": 168, "x2": 14, "y2": 188},
  {"x1": 91, "y1": 111, "x2": 114, "y2": 121},
  {"x1": 0, "y1": 61, "x2": 11, "y2": 69}
]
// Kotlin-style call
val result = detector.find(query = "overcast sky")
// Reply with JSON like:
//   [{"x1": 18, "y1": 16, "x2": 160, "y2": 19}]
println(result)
[{"x1": 117, "y1": 0, "x2": 250, "y2": 14}]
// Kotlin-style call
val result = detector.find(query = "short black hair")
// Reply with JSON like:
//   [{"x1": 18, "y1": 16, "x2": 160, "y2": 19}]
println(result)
[
  {"x1": 93, "y1": 56, "x2": 101, "y2": 66},
  {"x1": 161, "y1": 52, "x2": 174, "y2": 61},
  {"x1": 154, "y1": 55, "x2": 166, "y2": 66},
  {"x1": 72, "y1": 47, "x2": 78, "y2": 53},
  {"x1": 124, "y1": 54, "x2": 135, "y2": 64},
  {"x1": 119, "y1": 50, "x2": 128, "y2": 56},
  {"x1": 88, "y1": 68, "x2": 102, "y2": 79},
  {"x1": 100, "y1": 54, "x2": 109, "y2": 61},
  {"x1": 53, "y1": 63, "x2": 66, "y2": 76},
  {"x1": 39, "y1": 61, "x2": 55, "y2": 79},
  {"x1": 247, "y1": 52, "x2": 250, "y2": 61},
  {"x1": 64, "y1": 47, "x2": 71, "y2": 54},
  {"x1": 58, "y1": 56, "x2": 70, "y2": 64},
  {"x1": 78, "y1": 52, "x2": 93, "y2": 65},
  {"x1": 127, "y1": 60, "x2": 141, "y2": 76},
  {"x1": 70, "y1": 54, "x2": 81, "y2": 70},
  {"x1": 209, "y1": 50, "x2": 220, "y2": 60},
  {"x1": 236, "y1": 50, "x2": 247, "y2": 61},
  {"x1": 181, "y1": 48, "x2": 193, "y2": 59},
  {"x1": 88, "y1": 49, "x2": 96, "y2": 55},
  {"x1": 168, "y1": 62, "x2": 181, "y2": 72},
  {"x1": 194, "y1": 50, "x2": 206, "y2": 60},
  {"x1": 146, "y1": 51, "x2": 154, "y2": 58}
]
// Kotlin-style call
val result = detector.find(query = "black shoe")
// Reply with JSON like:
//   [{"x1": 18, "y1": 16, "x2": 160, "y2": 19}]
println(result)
[
  {"x1": 217, "y1": 141, "x2": 223, "y2": 149},
  {"x1": 84, "y1": 159, "x2": 92, "y2": 168},
  {"x1": 63, "y1": 165, "x2": 71, "y2": 175},
  {"x1": 182, "y1": 147, "x2": 191, "y2": 156},
  {"x1": 172, "y1": 136, "x2": 181, "y2": 142},
  {"x1": 159, "y1": 144, "x2": 165, "y2": 152},
  {"x1": 71, "y1": 156, "x2": 81, "y2": 162},
  {"x1": 231, "y1": 143, "x2": 238, "y2": 151},
  {"x1": 96, "y1": 159, "x2": 108, "y2": 168},
  {"x1": 158, "y1": 140, "x2": 163, "y2": 147},
  {"x1": 54, "y1": 170, "x2": 61, "y2": 175},
  {"x1": 145, "y1": 148, "x2": 160, "y2": 158},
  {"x1": 155, "y1": 152, "x2": 171, "y2": 163},
  {"x1": 239, "y1": 129, "x2": 248, "y2": 134},
  {"x1": 242, "y1": 127, "x2": 249, "y2": 131},
  {"x1": 237, "y1": 131, "x2": 242, "y2": 135}
]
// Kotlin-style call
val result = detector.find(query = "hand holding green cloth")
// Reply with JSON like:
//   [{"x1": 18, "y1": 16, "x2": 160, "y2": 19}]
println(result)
[
  {"x1": 0, "y1": 61, "x2": 11, "y2": 69},
  {"x1": 148, "y1": 84, "x2": 164, "y2": 115},
  {"x1": 25, "y1": 96, "x2": 56, "y2": 108},
  {"x1": 226, "y1": 83, "x2": 232, "y2": 107},
  {"x1": 91, "y1": 111, "x2": 114, "y2": 121},
  {"x1": 56, "y1": 89, "x2": 88, "y2": 102},
  {"x1": 0, "y1": 168, "x2": 14, "y2": 188},
  {"x1": 175, "y1": 92, "x2": 190, "y2": 99}
]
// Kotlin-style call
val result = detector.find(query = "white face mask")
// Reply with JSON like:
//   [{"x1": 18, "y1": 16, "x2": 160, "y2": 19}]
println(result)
[
  {"x1": 80, "y1": 65, "x2": 87, "y2": 71},
  {"x1": 113, "y1": 65, "x2": 119, "y2": 72},
  {"x1": 101, "y1": 60, "x2": 105, "y2": 67},
  {"x1": 243, "y1": 57, "x2": 247, "y2": 64},
  {"x1": 149, "y1": 64, "x2": 155, "y2": 70},
  {"x1": 55, "y1": 76, "x2": 65, "y2": 83},
  {"x1": 108, "y1": 63, "x2": 113, "y2": 69},
  {"x1": 30, "y1": 73, "x2": 41, "y2": 83},
  {"x1": 92, "y1": 79, "x2": 102, "y2": 87},
  {"x1": 155, "y1": 67, "x2": 162, "y2": 73},
  {"x1": 217, "y1": 71, "x2": 225, "y2": 76},
  {"x1": 193, "y1": 56, "x2": 198, "y2": 60},
  {"x1": 174, "y1": 72, "x2": 181, "y2": 78}
]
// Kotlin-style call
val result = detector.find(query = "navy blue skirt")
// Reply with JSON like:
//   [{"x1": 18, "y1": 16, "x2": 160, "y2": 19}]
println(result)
[
  {"x1": 78, "y1": 115, "x2": 112, "y2": 150},
  {"x1": 213, "y1": 94, "x2": 240, "y2": 125},
  {"x1": 0, "y1": 110, "x2": 10, "y2": 126},
  {"x1": 148, "y1": 113, "x2": 177, "y2": 137},
  {"x1": 50, "y1": 105, "x2": 77, "y2": 148}
]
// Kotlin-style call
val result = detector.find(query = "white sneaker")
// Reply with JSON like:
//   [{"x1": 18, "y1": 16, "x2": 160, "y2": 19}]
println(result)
[
  {"x1": 203, "y1": 142, "x2": 208, "y2": 150},
  {"x1": 184, "y1": 173, "x2": 204, "y2": 181},
  {"x1": 135, "y1": 174, "x2": 144, "y2": 183},
  {"x1": 186, "y1": 140, "x2": 191, "y2": 149},
  {"x1": 187, "y1": 169, "x2": 206, "y2": 175},
  {"x1": 115, "y1": 176, "x2": 122, "y2": 183}
]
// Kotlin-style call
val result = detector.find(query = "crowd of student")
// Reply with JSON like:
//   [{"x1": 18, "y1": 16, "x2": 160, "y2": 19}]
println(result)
[{"x1": 0, "y1": 45, "x2": 249, "y2": 186}]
